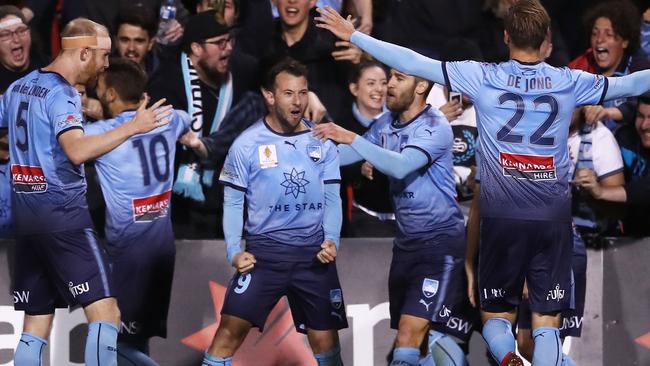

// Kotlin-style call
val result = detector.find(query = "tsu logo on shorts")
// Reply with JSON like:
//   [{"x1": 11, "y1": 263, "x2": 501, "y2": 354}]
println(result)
[
  {"x1": 330, "y1": 289, "x2": 342, "y2": 309},
  {"x1": 307, "y1": 145, "x2": 322, "y2": 162},
  {"x1": 422, "y1": 278, "x2": 439, "y2": 298}
]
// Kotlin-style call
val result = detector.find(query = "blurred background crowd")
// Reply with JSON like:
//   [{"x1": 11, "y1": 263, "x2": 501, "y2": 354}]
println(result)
[{"x1": 0, "y1": 0, "x2": 649, "y2": 245}]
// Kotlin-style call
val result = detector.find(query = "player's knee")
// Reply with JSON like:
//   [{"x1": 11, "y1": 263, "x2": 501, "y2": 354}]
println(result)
[
  {"x1": 395, "y1": 318, "x2": 429, "y2": 347},
  {"x1": 214, "y1": 317, "x2": 250, "y2": 345},
  {"x1": 308, "y1": 330, "x2": 339, "y2": 354}
]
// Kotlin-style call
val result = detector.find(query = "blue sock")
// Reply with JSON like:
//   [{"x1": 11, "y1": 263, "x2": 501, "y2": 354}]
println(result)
[
  {"x1": 419, "y1": 354, "x2": 435, "y2": 366},
  {"x1": 391, "y1": 347, "x2": 420, "y2": 366},
  {"x1": 482, "y1": 318, "x2": 515, "y2": 365},
  {"x1": 202, "y1": 352, "x2": 232, "y2": 366},
  {"x1": 315, "y1": 346, "x2": 343, "y2": 366},
  {"x1": 532, "y1": 327, "x2": 562, "y2": 366},
  {"x1": 14, "y1": 332, "x2": 47, "y2": 366},
  {"x1": 117, "y1": 341, "x2": 159, "y2": 366},
  {"x1": 85, "y1": 321, "x2": 118, "y2": 366},
  {"x1": 429, "y1": 330, "x2": 468, "y2": 366}
]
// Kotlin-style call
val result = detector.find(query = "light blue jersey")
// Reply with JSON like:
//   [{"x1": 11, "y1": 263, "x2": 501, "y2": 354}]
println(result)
[
  {"x1": 84, "y1": 110, "x2": 190, "y2": 244},
  {"x1": 364, "y1": 105, "x2": 464, "y2": 250},
  {"x1": 0, "y1": 69, "x2": 91, "y2": 235},
  {"x1": 443, "y1": 60, "x2": 608, "y2": 221},
  {"x1": 218, "y1": 118, "x2": 340, "y2": 246}
]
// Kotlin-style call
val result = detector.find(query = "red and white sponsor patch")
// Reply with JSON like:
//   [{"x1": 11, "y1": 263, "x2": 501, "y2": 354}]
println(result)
[
  {"x1": 499, "y1": 152, "x2": 557, "y2": 181},
  {"x1": 11, "y1": 164, "x2": 48, "y2": 193},
  {"x1": 132, "y1": 190, "x2": 171, "y2": 222}
]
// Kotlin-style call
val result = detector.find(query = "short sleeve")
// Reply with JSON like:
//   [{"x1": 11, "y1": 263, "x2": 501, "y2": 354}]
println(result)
[
  {"x1": 403, "y1": 119, "x2": 453, "y2": 166},
  {"x1": 571, "y1": 70, "x2": 608, "y2": 106},
  {"x1": 592, "y1": 123, "x2": 624, "y2": 179},
  {"x1": 218, "y1": 139, "x2": 250, "y2": 191},
  {"x1": 322, "y1": 141, "x2": 341, "y2": 184},
  {"x1": 442, "y1": 61, "x2": 486, "y2": 101},
  {"x1": 173, "y1": 109, "x2": 192, "y2": 139},
  {"x1": 48, "y1": 86, "x2": 84, "y2": 139},
  {"x1": 83, "y1": 120, "x2": 112, "y2": 136}
]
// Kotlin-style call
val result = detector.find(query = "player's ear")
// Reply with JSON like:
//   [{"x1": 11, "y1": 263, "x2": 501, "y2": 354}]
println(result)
[
  {"x1": 79, "y1": 47, "x2": 91, "y2": 62},
  {"x1": 106, "y1": 87, "x2": 118, "y2": 103},
  {"x1": 415, "y1": 79, "x2": 428, "y2": 96},
  {"x1": 261, "y1": 86, "x2": 275, "y2": 106},
  {"x1": 503, "y1": 30, "x2": 510, "y2": 46}
]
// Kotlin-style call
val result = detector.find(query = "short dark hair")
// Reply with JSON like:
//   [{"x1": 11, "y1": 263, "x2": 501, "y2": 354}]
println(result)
[
  {"x1": 504, "y1": 0, "x2": 550, "y2": 51},
  {"x1": 349, "y1": 55, "x2": 388, "y2": 84},
  {"x1": 103, "y1": 58, "x2": 148, "y2": 104},
  {"x1": 262, "y1": 58, "x2": 308, "y2": 91},
  {"x1": 115, "y1": 6, "x2": 157, "y2": 39},
  {"x1": 0, "y1": 5, "x2": 27, "y2": 24},
  {"x1": 584, "y1": 0, "x2": 640, "y2": 54},
  {"x1": 638, "y1": 96, "x2": 650, "y2": 106}
]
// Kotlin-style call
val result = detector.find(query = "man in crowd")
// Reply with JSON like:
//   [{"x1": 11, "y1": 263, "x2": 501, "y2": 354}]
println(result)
[
  {"x1": 148, "y1": 9, "x2": 258, "y2": 238},
  {"x1": 0, "y1": 18, "x2": 170, "y2": 365},
  {"x1": 85, "y1": 58, "x2": 190, "y2": 365},
  {"x1": 202, "y1": 58, "x2": 346, "y2": 366},
  {"x1": 113, "y1": 8, "x2": 158, "y2": 75},
  {"x1": 316, "y1": 1, "x2": 650, "y2": 364}
]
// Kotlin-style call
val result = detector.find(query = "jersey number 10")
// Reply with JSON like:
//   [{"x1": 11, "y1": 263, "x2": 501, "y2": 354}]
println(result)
[{"x1": 132, "y1": 136, "x2": 170, "y2": 186}]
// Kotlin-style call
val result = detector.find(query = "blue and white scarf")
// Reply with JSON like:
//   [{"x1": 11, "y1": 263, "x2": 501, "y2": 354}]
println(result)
[{"x1": 172, "y1": 52, "x2": 233, "y2": 202}]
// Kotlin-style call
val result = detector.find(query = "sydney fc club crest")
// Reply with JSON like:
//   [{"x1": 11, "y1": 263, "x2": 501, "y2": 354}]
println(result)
[
  {"x1": 330, "y1": 289, "x2": 342, "y2": 309},
  {"x1": 307, "y1": 145, "x2": 322, "y2": 162},
  {"x1": 422, "y1": 278, "x2": 439, "y2": 298}
]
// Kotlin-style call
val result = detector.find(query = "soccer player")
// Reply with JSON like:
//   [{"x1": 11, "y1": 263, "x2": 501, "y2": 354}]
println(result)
[
  {"x1": 313, "y1": 68, "x2": 466, "y2": 366},
  {"x1": 316, "y1": 1, "x2": 650, "y2": 365},
  {"x1": 83, "y1": 58, "x2": 190, "y2": 365},
  {"x1": 202, "y1": 58, "x2": 346, "y2": 366},
  {"x1": 0, "y1": 18, "x2": 170, "y2": 365}
]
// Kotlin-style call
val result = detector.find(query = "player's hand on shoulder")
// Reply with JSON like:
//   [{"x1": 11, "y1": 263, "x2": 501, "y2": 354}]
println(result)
[
  {"x1": 317, "y1": 240, "x2": 337, "y2": 263},
  {"x1": 233, "y1": 251, "x2": 256, "y2": 274},
  {"x1": 313, "y1": 122, "x2": 356, "y2": 144},
  {"x1": 129, "y1": 94, "x2": 173, "y2": 135},
  {"x1": 315, "y1": 6, "x2": 355, "y2": 41}
]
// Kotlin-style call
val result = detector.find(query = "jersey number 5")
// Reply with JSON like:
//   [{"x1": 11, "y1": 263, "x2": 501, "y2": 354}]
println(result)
[
  {"x1": 496, "y1": 93, "x2": 558, "y2": 146},
  {"x1": 15, "y1": 102, "x2": 29, "y2": 151},
  {"x1": 132, "y1": 136, "x2": 170, "y2": 186}
]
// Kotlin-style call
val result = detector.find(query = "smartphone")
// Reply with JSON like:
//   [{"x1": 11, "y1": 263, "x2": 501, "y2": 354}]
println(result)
[{"x1": 449, "y1": 91, "x2": 462, "y2": 104}]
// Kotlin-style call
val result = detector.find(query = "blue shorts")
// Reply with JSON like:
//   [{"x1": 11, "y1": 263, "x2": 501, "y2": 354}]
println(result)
[
  {"x1": 478, "y1": 217, "x2": 573, "y2": 314},
  {"x1": 388, "y1": 245, "x2": 464, "y2": 329},
  {"x1": 13, "y1": 228, "x2": 113, "y2": 315},
  {"x1": 221, "y1": 243, "x2": 348, "y2": 333},
  {"x1": 430, "y1": 269, "x2": 480, "y2": 343},
  {"x1": 517, "y1": 227, "x2": 587, "y2": 337},
  {"x1": 106, "y1": 224, "x2": 175, "y2": 342}
]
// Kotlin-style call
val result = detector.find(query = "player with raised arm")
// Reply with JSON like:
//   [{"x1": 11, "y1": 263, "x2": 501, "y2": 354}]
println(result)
[
  {"x1": 316, "y1": 1, "x2": 650, "y2": 365},
  {"x1": 84, "y1": 58, "x2": 190, "y2": 365},
  {"x1": 202, "y1": 58, "x2": 346, "y2": 366},
  {"x1": 0, "y1": 18, "x2": 170, "y2": 366},
  {"x1": 313, "y1": 67, "x2": 467, "y2": 366}
]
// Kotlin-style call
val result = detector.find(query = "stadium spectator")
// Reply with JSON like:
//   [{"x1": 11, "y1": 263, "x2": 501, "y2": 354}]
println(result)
[
  {"x1": 113, "y1": 7, "x2": 161, "y2": 76},
  {"x1": 148, "y1": 9, "x2": 258, "y2": 238},
  {"x1": 262, "y1": 0, "x2": 360, "y2": 122},
  {"x1": 341, "y1": 56, "x2": 395, "y2": 236},
  {"x1": 569, "y1": 0, "x2": 648, "y2": 130},
  {"x1": 0, "y1": 5, "x2": 46, "y2": 93},
  {"x1": 577, "y1": 96, "x2": 650, "y2": 236}
]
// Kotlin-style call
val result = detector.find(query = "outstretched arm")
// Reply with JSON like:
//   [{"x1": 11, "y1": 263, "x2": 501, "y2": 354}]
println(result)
[
  {"x1": 315, "y1": 6, "x2": 445, "y2": 84},
  {"x1": 313, "y1": 122, "x2": 429, "y2": 179},
  {"x1": 605, "y1": 69, "x2": 650, "y2": 101}
]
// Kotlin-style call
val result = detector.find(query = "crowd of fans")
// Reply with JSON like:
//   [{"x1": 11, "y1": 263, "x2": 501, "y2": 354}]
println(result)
[{"x1": 0, "y1": 0, "x2": 649, "y2": 243}]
